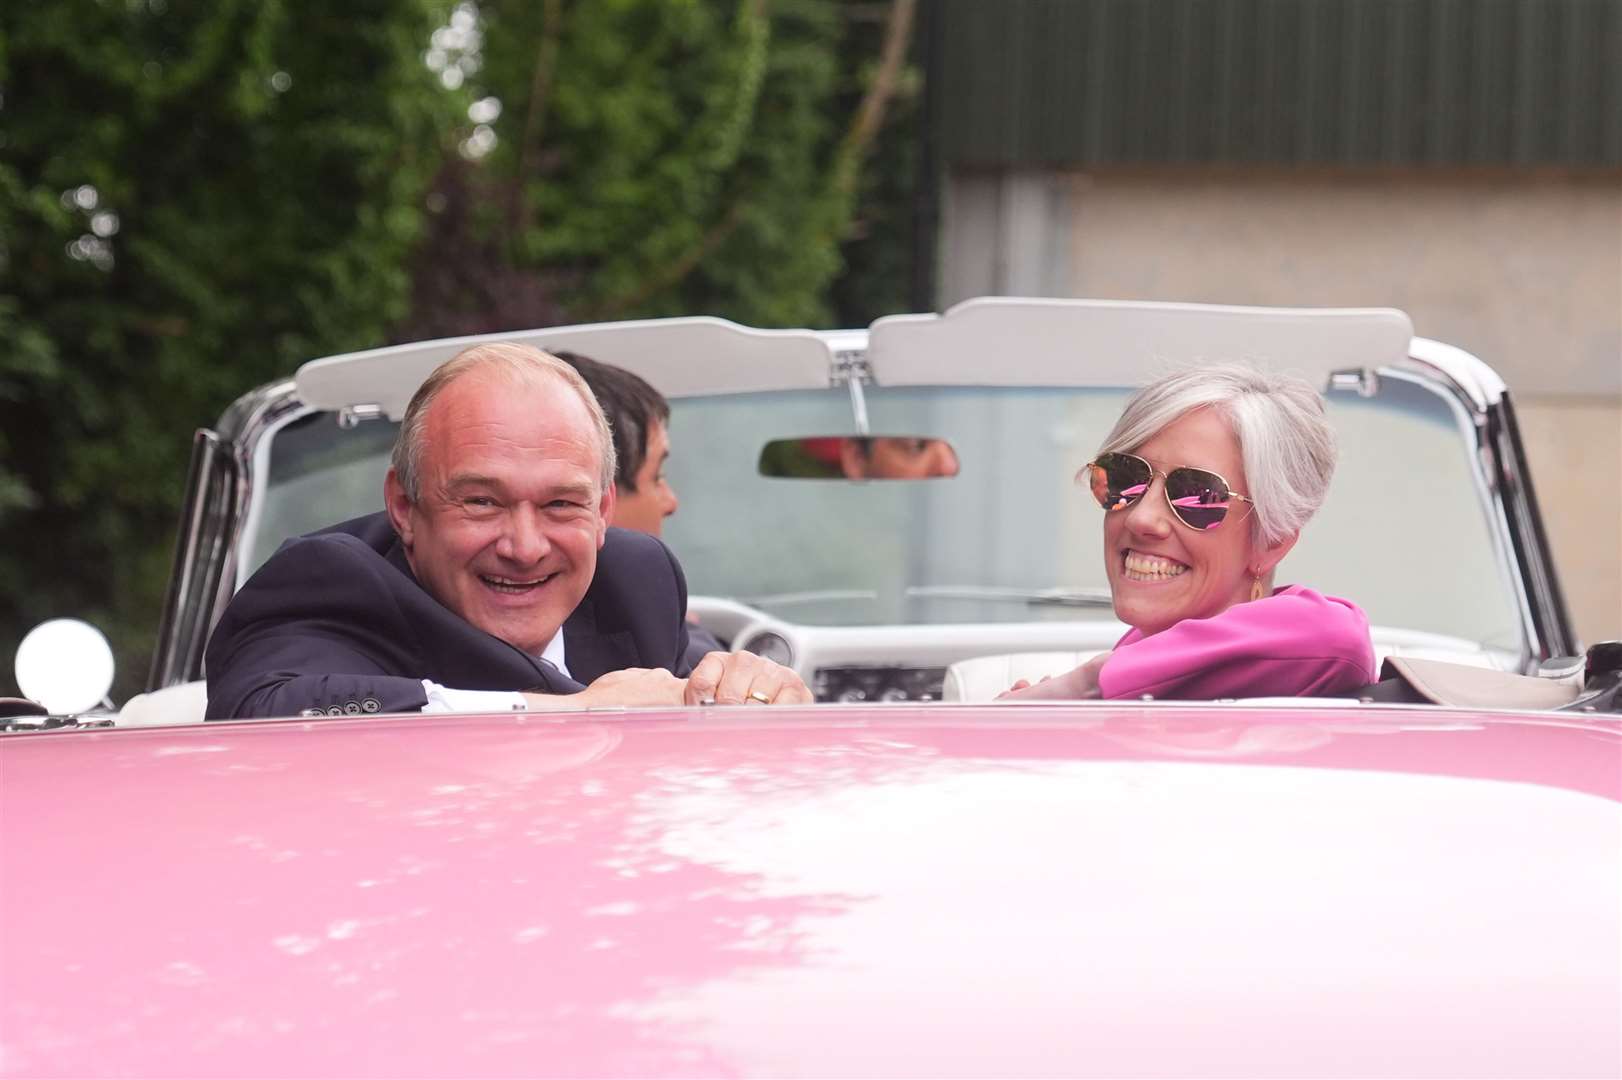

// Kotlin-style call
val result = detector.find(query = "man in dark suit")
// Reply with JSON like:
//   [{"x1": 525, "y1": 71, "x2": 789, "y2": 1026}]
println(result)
[{"x1": 204, "y1": 342, "x2": 809, "y2": 720}]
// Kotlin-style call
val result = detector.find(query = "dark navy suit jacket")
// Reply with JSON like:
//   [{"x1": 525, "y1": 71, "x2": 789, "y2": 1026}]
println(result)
[{"x1": 204, "y1": 512, "x2": 692, "y2": 720}]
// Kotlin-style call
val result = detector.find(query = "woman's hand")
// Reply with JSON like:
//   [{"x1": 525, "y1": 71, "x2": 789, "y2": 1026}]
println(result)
[{"x1": 996, "y1": 651, "x2": 1112, "y2": 701}]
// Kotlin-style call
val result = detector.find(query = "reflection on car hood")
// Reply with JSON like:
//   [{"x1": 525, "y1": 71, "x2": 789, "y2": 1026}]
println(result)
[{"x1": 3, "y1": 705, "x2": 1618, "y2": 1078}]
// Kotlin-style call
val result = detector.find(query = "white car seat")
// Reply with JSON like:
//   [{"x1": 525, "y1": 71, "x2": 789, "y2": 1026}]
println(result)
[
  {"x1": 117, "y1": 681, "x2": 210, "y2": 727},
  {"x1": 942, "y1": 651, "x2": 1098, "y2": 702},
  {"x1": 941, "y1": 629, "x2": 1512, "y2": 703}
]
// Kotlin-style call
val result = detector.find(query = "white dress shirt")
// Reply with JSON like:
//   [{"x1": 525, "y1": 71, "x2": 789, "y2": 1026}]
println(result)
[{"x1": 419, "y1": 630, "x2": 570, "y2": 713}]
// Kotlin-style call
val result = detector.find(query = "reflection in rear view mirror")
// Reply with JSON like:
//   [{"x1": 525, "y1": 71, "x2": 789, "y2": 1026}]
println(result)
[{"x1": 759, "y1": 436, "x2": 960, "y2": 480}]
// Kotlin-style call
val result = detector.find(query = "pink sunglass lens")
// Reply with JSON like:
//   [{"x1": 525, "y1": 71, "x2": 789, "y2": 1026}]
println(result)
[{"x1": 1167, "y1": 471, "x2": 1231, "y2": 529}]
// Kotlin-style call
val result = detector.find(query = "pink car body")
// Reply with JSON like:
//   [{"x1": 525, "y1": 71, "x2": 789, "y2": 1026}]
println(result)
[
  {"x1": 7, "y1": 301, "x2": 1614, "y2": 1076},
  {"x1": 4, "y1": 703, "x2": 1618, "y2": 1078}
]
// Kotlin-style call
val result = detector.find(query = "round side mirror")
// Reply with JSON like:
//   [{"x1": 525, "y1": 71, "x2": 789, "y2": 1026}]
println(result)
[{"x1": 14, "y1": 619, "x2": 116, "y2": 715}]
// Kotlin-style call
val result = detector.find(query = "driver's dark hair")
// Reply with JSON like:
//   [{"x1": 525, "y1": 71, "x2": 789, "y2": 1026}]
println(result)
[{"x1": 549, "y1": 351, "x2": 671, "y2": 493}]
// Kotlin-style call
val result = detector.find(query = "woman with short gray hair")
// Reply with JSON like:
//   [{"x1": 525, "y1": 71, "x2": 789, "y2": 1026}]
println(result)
[{"x1": 1006, "y1": 363, "x2": 1374, "y2": 700}]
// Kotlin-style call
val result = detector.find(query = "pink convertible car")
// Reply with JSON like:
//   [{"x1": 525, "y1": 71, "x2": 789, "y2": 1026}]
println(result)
[{"x1": 4, "y1": 299, "x2": 1619, "y2": 1077}]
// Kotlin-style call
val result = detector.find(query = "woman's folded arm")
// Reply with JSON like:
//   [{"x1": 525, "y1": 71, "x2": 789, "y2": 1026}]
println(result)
[{"x1": 1097, "y1": 585, "x2": 1375, "y2": 701}]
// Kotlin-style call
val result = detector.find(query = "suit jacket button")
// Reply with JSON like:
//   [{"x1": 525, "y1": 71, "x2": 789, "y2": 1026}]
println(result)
[
  {"x1": 300, "y1": 708, "x2": 325, "y2": 718},
  {"x1": 362, "y1": 698, "x2": 381, "y2": 713},
  {"x1": 344, "y1": 701, "x2": 362, "y2": 715},
  {"x1": 326, "y1": 705, "x2": 344, "y2": 717}
]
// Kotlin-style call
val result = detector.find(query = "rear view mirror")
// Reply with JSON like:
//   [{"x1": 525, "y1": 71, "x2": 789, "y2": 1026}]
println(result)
[{"x1": 759, "y1": 436, "x2": 960, "y2": 480}]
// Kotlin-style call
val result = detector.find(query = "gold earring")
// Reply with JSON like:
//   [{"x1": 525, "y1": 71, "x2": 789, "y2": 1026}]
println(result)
[{"x1": 1249, "y1": 573, "x2": 1266, "y2": 603}]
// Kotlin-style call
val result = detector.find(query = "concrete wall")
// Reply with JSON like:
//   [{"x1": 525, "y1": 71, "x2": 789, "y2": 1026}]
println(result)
[
  {"x1": 1514, "y1": 396, "x2": 1622, "y2": 647},
  {"x1": 940, "y1": 169, "x2": 1622, "y2": 646}
]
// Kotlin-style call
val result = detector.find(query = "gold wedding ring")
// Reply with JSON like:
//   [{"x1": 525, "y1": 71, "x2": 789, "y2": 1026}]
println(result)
[{"x1": 747, "y1": 690, "x2": 772, "y2": 705}]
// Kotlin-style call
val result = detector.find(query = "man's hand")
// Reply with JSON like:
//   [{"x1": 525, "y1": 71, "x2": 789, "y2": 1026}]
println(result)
[
  {"x1": 684, "y1": 651, "x2": 813, "y2": 706},
  {"x1": 529, "y1": 668, "x2": 687, "y2": 710},
  {"x1": 996, "y1": 651, "x2": 1112, "y2": 701}
]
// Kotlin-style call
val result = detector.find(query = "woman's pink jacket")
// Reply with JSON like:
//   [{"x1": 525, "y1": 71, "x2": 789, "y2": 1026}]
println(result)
[{"x1": 1098, "y1": 585, "x2": 1376, "y2": 700}]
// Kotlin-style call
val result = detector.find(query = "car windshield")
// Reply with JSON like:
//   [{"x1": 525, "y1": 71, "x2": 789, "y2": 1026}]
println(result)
[
  {"x1": 663, "y1": 377, "x2": 1521, "y2": 655},
  {"x1": 245, "y1": 372, "x2": 1523, "y2": 659}
]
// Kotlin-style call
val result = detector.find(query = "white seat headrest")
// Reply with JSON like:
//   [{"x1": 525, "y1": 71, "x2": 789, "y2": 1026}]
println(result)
[
  {"x1": 117, "y1": 681, "x2": 210, "y2": 727},
  {"x1": 942, "y1": 651, "x2": 1097, "y2": 703}
]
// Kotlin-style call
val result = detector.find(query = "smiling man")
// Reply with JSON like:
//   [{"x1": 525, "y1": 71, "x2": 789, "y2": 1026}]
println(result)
[{"x1": 203, "y1": 343, "x2": 809, "y2": 720}]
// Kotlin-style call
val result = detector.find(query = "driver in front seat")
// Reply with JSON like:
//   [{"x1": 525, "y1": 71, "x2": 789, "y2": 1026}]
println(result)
[{"x1": 548, "y1": 349, "x2": 723, "y2": 668}]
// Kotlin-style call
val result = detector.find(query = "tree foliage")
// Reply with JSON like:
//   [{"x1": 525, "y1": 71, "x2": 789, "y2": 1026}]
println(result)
[
  {"x1": 401, "y1": 0, "x2": 921, "y2": 338},
  {"x1": 0, "y1": 0, "x2": 456, "y2": 694},
  {"x1": 0, "y1": 0, "x2": 923, "y2": 698}
]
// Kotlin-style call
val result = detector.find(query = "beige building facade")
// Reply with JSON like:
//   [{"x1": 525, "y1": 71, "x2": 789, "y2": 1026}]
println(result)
[{"x1": 938, "y1": 169, "x2": 1621, "y2": 646}]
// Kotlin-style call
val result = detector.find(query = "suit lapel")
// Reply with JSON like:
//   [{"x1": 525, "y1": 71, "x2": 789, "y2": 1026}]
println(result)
[
  {"x1": 381, "y1": 527, "x2": 587, "y2": 695},
  {"x1": 564, "y1": 594, "x2": 636, "y2": 685},
  {"x1": 531, "y1": 657, "x2": 586, "y2": 695}
]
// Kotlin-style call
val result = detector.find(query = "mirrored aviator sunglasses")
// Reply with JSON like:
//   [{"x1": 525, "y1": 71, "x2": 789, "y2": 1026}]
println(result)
[{"x1": 1078, "y1": 451, "x2": 1253, "y2": 531}]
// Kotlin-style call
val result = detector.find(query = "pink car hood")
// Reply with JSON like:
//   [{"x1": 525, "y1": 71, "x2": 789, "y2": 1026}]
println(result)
[{"x1": 2, "y1": 704, "x2": 1619, "y2": 1078}]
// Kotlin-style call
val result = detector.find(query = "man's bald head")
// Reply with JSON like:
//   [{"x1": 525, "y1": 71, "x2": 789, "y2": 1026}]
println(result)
[{"x1": 391, "y1": 342, "x2": 617, "y2": 503}]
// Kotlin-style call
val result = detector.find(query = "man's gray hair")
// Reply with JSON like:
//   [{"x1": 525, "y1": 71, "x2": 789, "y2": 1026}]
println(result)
[
  {"x1": 390, "y1": 342, "x2": 618, "y2": 501},
  {"x1": 1098, "y1": 362, "x2": 1338, "y2": 548}
]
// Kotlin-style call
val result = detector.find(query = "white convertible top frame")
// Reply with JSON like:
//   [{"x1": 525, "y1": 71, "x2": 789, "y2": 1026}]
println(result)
[
  {"x1": 867, "y1": 297, "x2": 1414, "y2": 387},
  {"x1": 291, "y1": 299, "x2": 1476, "y2": 421},
  {"x1": 287, "y1": 300, "x2": 1514, "y2": 420},
  {"x1": 295, "y1": 318, "x2": 851, "y2": 420}
]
